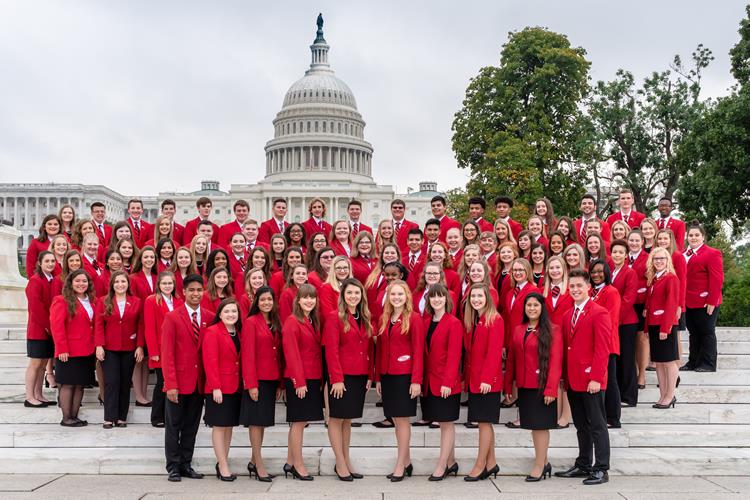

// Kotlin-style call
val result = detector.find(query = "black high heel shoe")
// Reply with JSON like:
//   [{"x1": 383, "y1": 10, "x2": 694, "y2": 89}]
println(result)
[
  {"x1": 525, "y1": 463, "x2": 552, "y2": 482},
  {"x1": 481, "y1": 464, "x2": 499, "y2": 479},
  {"x1": 215, "y1": 463, "x2": 236, "y2": 482},
  {"x1": 248, "y1": 462, "x2": 272, "y2": 482},
  {"x1": 335, "y1": 465, "x2": 354, "y2": 482},
  {"x1": 290, "y1": 465, "x2": 313, "y2": 481},
  {"x1": 388, "y1": 463, "x2": 413, "y2": 482},
  {"x1": 97, "y1": 395, "x2": 104, "y2": 406},
  {"x1": 283, "y1": 463, "x2": 293, "y2": 478},
  {"x1": 653, "y1": 397, "x2": 677, "y2": 409},
  {"x1": 464, "y1": 468, "x2": 486, "y2": 482},
  {"x1": 428, "y1": 462, "x2": 458, "y2": 481}
]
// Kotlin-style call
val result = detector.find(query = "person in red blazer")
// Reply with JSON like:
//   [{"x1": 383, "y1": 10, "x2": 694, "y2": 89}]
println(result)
[
  {"x1": 627, "y1": 229, "x2": 650, "y2": 388},
  {"x1": 644, "y1": 248, "x2": 681, "y2": 409},
  {"x1": 158, "y1": 199, "x2": 184, "y2": 246},
  {"x1": 445, "y1": 227, "x2": 464, "y2": 268},
  {"x1": 503, "y1": 293, "x2": 563, "y2": 481},
  {"x1": 144, "y1": 216, "x2": 176, "y2": 248},
  {"x1": 226, "y1": 233, "x2": 249, "y2": 295},
  {"x1": 589, "y1": 261, "x2": 622, "y2": 428},
  {"x1": 503, "y1": 259, "x2": 542, "y2": 347},
  {"x1": 468, "y1": 197, "x2": 493, "y2": 233},
  {"x1": 129, "y1": 246, "x2": 159, "y2": 406},
  {"x1": 350, "y1": 232, "x2": 377, "y2": 284},
  {"x1": 182, "y1": 197, "x2": 220, "y2": 247},
  {"x1": 301, "y1": 198, "x2": 333, "y2": 245},
  {"x1": 26, "y1": 214, "x2": 61, "y2": 277},
  {"x1": 609, "y1": 240, "x2": 640, "y2": 407},
  {"x1": 412, "y1": 263, "x2": 459, "y2": 318},
  {"x1": 50, "y1": 269, "x2": 97, "y2": 427},
  {"x1": 90, "y1": 202, "x2": 113, "y2": 248},
  {"x1": 429, "y1": 195, "x2": 461, "y2": 242},
  {"x1": 427, "y1": 242, "x2": 462, "y2": 300},
  {"x1": 462, "y1": 284, "x2": 504, "y2": 481},
  {"x1": 390, "y1": 199, "x2": 419, "y2": 253},
  {"x1": 402, "y1": 228, "x2": 427, "y2": 289},
  {"x1": 258, "y1": 198, "x2": 290, "y2": 244},
  {"x1": 124, "y1": 199, "x2": 152, "y2": 248},
  {"x1": 682, "y1": 221, "x2": 723, "y2": 372},
  {"x1": 94, "y1": 271, "x2": 144, "y2": 428},
  {"x1": 554, "y1": 269, "x2": 611, "y2": 485},
  {"x1": 494, "y1": 196, "x2": 524, "y2": 240},
  {"x1": 240, "y1": 286, "x2": 283, "y2": 481},
  {"x1": 329, "y1": 220, "x2": 353, "y2": 257},
  {"x1": 160, "y1": 274, "x2": 209, "y2": 481},
  {"x1": 24, "y1": 251, "x2": 57, "y2": 407},
  {"x1": 346, "y1": 199, "x2": 373, "y2": 238},
  {"x1": 656, "y1": 197, "x2": 686, "y2": 251},
  {"x1": 374, "y1": 280, "x2": 424, "y2": 482},
  {"x1": 202, "y1": 298, "x2": 243, "y2": 480},
  {"x1": 606, "y1": 189, "x2": 646, "y2": 230},
  {"x1": 218, "y1": 200, "x2": 250, "y2": 247},
  {"x1": 318, "y1": 256, "x2": 353, "y2": 328},
  {"x1": 279, "y1": 264, "x2": 307, "y2": 323},
  {"x1": 282, "y1": 284, "x2": 324, "y2": 480},
  {"x1": 573, "y1": 195, "x2": 611, "y2": 244},
  {"x1": 421, "y1": 284, "x2": 463, "y2": 481},
  {"x1": 144, "y1": 271, "x2": 183, "y2": 427},
  {"x1": 323, "y1": 278, "x2": 375, "y2": 481}
]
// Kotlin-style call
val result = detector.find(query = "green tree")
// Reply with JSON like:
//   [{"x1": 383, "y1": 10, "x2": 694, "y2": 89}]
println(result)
[{"x1": 451, "y1": 27, "x2": 591, "y2": 218}]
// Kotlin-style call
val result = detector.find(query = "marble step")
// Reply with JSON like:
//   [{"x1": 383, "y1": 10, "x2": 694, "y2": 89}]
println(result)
[
  {"x1": 679, "y1": 341, "x2": 750, "y2": 355},
  {"x1": 1, "y1": 402, "x2": 749, "y2": 425},
  {"x1": 0, "y1": 445, "x2": 748, "y2": 476},
  {"x1": 2, "y1": 423, "x2": 748, "y2": 449}
]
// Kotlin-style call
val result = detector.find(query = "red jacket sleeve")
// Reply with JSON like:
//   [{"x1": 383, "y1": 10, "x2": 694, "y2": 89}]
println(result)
[
  {"x1": 241, "y1": 318, "x2": 259, "y2": 390},
  {"x1": 707, "y1": 248, "x2": 724, "y2": 307},
  {"x1": 544, "y1": 326, "x2": 563, "y2": 397},
  {"x1": 282, "y1": 318, "x2": 306, "y2": 389},
  {"x1": 25, "y1": 277, "x2": 50, "y2": 335},
  {"x1": 480, "y1": 317, "x2": 505, "y2": 390},
  {"x1": 94, "y1": 300, "x2": 107, "y2": 347},
  {"x1": 441, "y1": 318, "x2": 463, "y2": 390},
  {"x1": 323, "y1": 312, "x2": 344, "y2": 384},
  {"x1": 160, "y1": 313, "x2": 178, "y2": 392},
  {"x1": 409, "y1": 313, "x2": 425, "y2": 384},
  {"x1": 661, "y1": 275, "x2": 680, "y2": 334},
  {"x1": 202, "y1": 328, "x2": 221, "y2": 391},
  {"x1": 143, "y1": 298, "x2": 159, "y2": 358},
  {"x1": 50, "y1": 296, "x2": 70, "y2": 356},
  {"x1": 135, "y1": 297, "x2": 145, "y2": 348},
  {"x1": 503, "y1": 327, "x2": 517, "y2": 391},
  {"x1": 589, "y1": 308, "x2": 611, "y2": 385}
]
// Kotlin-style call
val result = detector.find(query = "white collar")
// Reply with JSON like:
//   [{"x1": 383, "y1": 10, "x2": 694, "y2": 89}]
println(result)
[{"x1": 575, "y1": 297, "x2": 590, "y2": 310}]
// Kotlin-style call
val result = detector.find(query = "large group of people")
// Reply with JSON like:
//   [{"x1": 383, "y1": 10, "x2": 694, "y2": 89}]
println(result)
[{"x1": 22, "y1": 190, "x2": 724, "y2": 485}]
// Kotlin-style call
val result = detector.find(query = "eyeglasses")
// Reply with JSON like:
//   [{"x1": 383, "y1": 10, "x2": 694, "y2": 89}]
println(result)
[
  {"x1": 512, "y1": 269, "x2": 526, "y2": 274},
  {"x1": 334, "y1": 266, "x2": 350, "y2": 271},
  {"x1": 652, "y1": 257, "x2": 668, "y2": 261},
  {"x1": 320, "y1": 255, "x2": 334, "y2": 260},
  {"x1": 424, "y1": 272, "x2": 441, "y2": 277}
]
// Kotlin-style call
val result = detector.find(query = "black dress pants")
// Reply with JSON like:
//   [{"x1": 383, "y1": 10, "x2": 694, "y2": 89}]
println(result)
[
  {"x1": 686, "y1": 307, "x2": 719, "y2": 370},
  {"x1": 102, "y1": 350, "x2": 136, "y2": 423},
  {"x1": 568, "y1": 389, "x2": 610, "y2": 472},
  {"x1": 165, "y1": 390, "x2": 204, "y2": 472},
  {"x1": 151, "y1": 368, "x2": 165, "y2": 425},
  {"x1": 617, "y1": 323, "x2": 639, "y2": 406},
  {"x1": 604, "y1": 354, "x2": 621, "y2": 425}
]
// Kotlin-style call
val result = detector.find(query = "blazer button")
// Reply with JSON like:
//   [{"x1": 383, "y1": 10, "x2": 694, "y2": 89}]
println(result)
[
  {"x1": 568, "y1": 347, "x2": 571, "y2": 350},
  {"x1": 194, "y1": 364, "x2": 198, "y2": 368}
]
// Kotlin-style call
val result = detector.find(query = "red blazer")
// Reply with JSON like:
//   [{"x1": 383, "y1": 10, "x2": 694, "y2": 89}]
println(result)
[
  {"x1": 237, "y1": 292, "x2": 253, "y2": 320},
  {"x1": 50, "y1": 296, "x2": 96, "y2": 358},
  {"x1": 143, "y1": 294, "x2": 183, "y2": 368},
  {"x1": 463, "y1": 314, "x2": 505, "y2": 393},
  {"x1": 25, "y1": 238, "x2": 52, "y2": 277},
  {"x1": 279, "y1": 285, "x2": 298, "y2": 323},
  {"x1": 350, "y1": 221, "x2": 373, "y2": 237},
  {"x1": 202, "y1": 322, "x2": 241, "y2": 394},
  {"x1": 545, "y1": 288, "x2": 574, "y2": 328},
  {"x1": 318, "y1": 283, "x2": 340, "y2": 323},
  {"x1": 125, "y1": 218, "x2": 152, "y2": 248},
  {"x1": 245, "y1": 240, "x2": 269, "y2": 253},
  {"x1": 258, "y1": 219, "x2": 289, "y2": 244},
  {"x1": 351, "y1": 255, "x2": 376, "y2": 284},
  {"x1": 412, "y1": 288, "x2": 458, "y2": 317},
  {"x1": 227, "y1": 252, "x2": 249, "y2": 295},
  {"x1": 672, "y1": 251, "x2": 687, "y2": 311},
  {"x1": 422, "y1": 314, "x2": 463, "y2": 396},
  {"x1": 329, "y1": 239, "x2": 352, "y2": 257},
  {"x1": 606, "y1": 210, "x2": 646, "y2": 230},
  {"x1": 242, "y1": 314, "x2": 283, "y2": 388},
  {"x1": 505, "y1": 323, "x2": 563, "y2": 397},
  {"x1": 561, "y1": 300, "x2": 611, "y2": 392},
  {"x1": 574, "y1": 217, "x2": 611, "y2": 243},
  {"x1": 302, "y1": 218, "x2": 333, "y2": 244},
  {"x1": 95, "y1": 223, "x2": 113, "y2": 249},
  {"x1": 501, "y1": 218, "x2": 524, "y2": 240},
  {"x1": 374, "y1": 311, "x2": 424, "y2": 383},
  {"x1": 307, "y1": 270, "x2": 325, "y2": 291},
  {"x1": 219, "y1": 220, "x2": 246, "y2": 247},
  {"x1": 590, "y1": 285, "x2": 621, "y2": 355},
  {"x1": 199, "y1": 293, "x2": 222, "y2": 317},
  {"x1": 130, "y1": 271, "x2": 157, "y2": 301},
  {"x1": 436, "y1": 216, "x2": 461, "y2": 242},
  {"x1": 645, "y1": 273, "x2": 680, "y2": 334},
  {"x1": 474, "y1": 218, "x2": 493, "y2": 233},
  {"x1": 94, "y1": 296, "x2": 144, "y2": 351},
  {"x1": 282, "y1": 315, "x2": 323, "y2": 387},
  {"x1": 268, "y1": 270, "x2": 285, "y2": 298},
  {"x1": 402, "y1": 251, "x2": 427, "y2": 289},
  {"x1": 444, "y1": 269, "x2": 461, "y2": 300},
  {"x1": 161, "y1": 305, "x2": 209, "y2": 394},
  {"x1": 323, "y1": 311, "x2": 375, "y2": 384},
  {"x1": 182, "y1": 217, "x2": 220, "y2": 246},
  {"x1": 629, "y1": 251, "x2": 649, "y2": 304},
  {"x1": 26, "y1": 274, "x2": 54, "y2": 341},
  {"x1": 657, "y1": 217, "x2": 686, "y2": 251},
  {"x1": 503, "y1": 282, "x2": 542, "y2": 344},
  {"x1": 611, "y1": 266, "x2": 639, "y2": 325},
  {"x1": 449, "y1": 249, "x2": 463, "y2": 269},
  {"x1": 684, "y1": 245, "x2": 724, "y2": 308},
  {"x1": 393, "y1": 219, "x2": 419, "y2": 252},
  {"x1": 171, "y1": 222, "x2": 185, "y2": 247}
]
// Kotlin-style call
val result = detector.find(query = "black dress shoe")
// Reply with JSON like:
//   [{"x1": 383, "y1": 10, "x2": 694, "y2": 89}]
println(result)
[
  {"x1": 152, "y1": 422, "x2": 165, "y2": 428},
  {"x1": 582, "y1": 470, "x2": 609, "y2": 485},
  {"x1": 554, "y1": 465, "x2": 590, "y2": 478},
  {"x1": 350, "y1": 472, "x2": 364, "y2": 479},
  {"x1": 168, "y1": 469, "x2": 182, "y2": 482},
  {"x1": 679, "y1": 364, "x2": 694, "y2": 371},
  {"x1": 695, "y1": 367, "x2": 716, "y2": 373},
  {"x1": 179, "y1": 465, "x2": 204, "y2": 479},
  {"x1": 24, "y1": 399, "x2": 46, "y2": 408},
  {"x1": 464, "y1": 422, "x2": 479, "y2": 429},
  {"x1": 607, "y1": 421, "x2": 622, "y2": 429},
  {"x1": 505, "y1": 421, "x2": 521, "y2": 429},
  {"x1": 135, "y1": 401, "x2": 152, "y2": 407}
]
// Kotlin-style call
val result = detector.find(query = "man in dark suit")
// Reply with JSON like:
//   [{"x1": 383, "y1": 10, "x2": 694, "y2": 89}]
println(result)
[
  {"x1": 555, "y1": 269, "x2": 611, "y2": 485},
  {"x1": 161, "y1": 274, "x2": 208, "y2": 482}
]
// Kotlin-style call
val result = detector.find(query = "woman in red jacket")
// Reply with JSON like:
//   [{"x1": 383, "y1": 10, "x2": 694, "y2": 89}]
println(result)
[
  {"x1": 627, "y1": 229, "x2": 650, "y2": 389},
  {"x1": 168, "y1": 247, "x2": 197, "y2": 299},
  {"x1": 49, "y1": 235, "x2": 70, "y2": 277},
  {"x1": 201, "y1": 267, "x2": 234, "y2": 315},
  {"x1": 238, "y1": 267, "x2": 268, "y2": 319},
  {"x1": 350, "y1": 232, "x2": 377, "y2": 284},
  {"x1": 427, "y1": 242, "x2": 461, "y2": 299},
  {"x1": 26, "y1": 214, "x2": 62, "y2": 276},
  {"x1": 504, "y1": 259, "x2": 542, "y2": 347},
  {"x1": 282, "y1": 284, "x2": 324, "y2": 480},
  {"x1": 462, "y1": 284, "x2": 504, "y2": 481},
  {"x1": 50, "y1": 269, "x2": 97, "y2": 427},
  {"x1": 240, "y1": 286, "x2": 283, "y2": 482},
  {"x1": 24, "y1": 251, "x2": 57, "y2": 407},
  {"x1": 94, "y1": 271, "x2": 144, "y2": 428},
  {"x1": 130, "y1": 246, "x2": 158, "y2": 406},
  {"x1": 374, "y1": 280, "x2": 424, "y2": 481},
  {"x1": 422, "y1": 284, "x2": 462, "y2": 481},
  {"x1": 412, "y1": 262, "x2": 458, "y2": 318},
  {"x1": 329, "y1": 220, "x2": 353, "y2": 257},
  {"x1": 644, "y1": 248, "x2": 681, "y2": 408},
  {"x1": 318, "y1": 256, "x2": 353, "y2": 324},
  {"x1": 656, "y1": 228, "x2": 687, "y2": 374},
  {"x1": 143, "y1": 271, "x2": 182, "y2": 427},
  {"x1": 610, "y1": 239, "x2": 640, "y2": 407},
  {"x1": 504, "y1": 293, "x2": 562, "y2": 481},
  {"x1": 203, "y1": 298, "x2": 243, "y2": 481},
  {"x1": 269, "y1": 247, "x2": 304, "y2": 298},
  {"x1": 279, "y1": 264, "x2": 308, "y2": 323},
  {"x1": 324, "y1": 278, "x2": 374, "y2": 481}
]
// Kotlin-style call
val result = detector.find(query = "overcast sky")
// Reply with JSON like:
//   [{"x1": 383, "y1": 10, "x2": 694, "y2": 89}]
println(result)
[{"x1": 0, "y1": 0, "x2": 746, "y2": 196}]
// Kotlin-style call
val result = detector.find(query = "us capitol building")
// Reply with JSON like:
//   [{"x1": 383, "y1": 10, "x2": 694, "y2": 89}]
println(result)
[{"x1": 0, "y1": 15, "x2": 439, "y2": 251}]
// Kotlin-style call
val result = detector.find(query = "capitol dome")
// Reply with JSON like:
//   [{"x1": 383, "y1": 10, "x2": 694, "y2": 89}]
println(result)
[{"x1": 263, "y1": 14, "x2": 374, "y2": 182}]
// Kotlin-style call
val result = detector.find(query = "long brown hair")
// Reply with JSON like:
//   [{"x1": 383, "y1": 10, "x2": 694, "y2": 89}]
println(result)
[
  {"x1": 104, "y1": 271, "x2": 131, "y2": 315},
  {"x1": 62, "y1": 269, "x2": 95, "y2": 316},
  {"x1": 154, "y1": 271, "x2": 176, "y2": 305},
  {"x1": 378, "y1": 280, "x2": 413, "y2": 335},
  {"x1": 206, "y1": 267, "x2": 234, "y2": 301},
  {"x1": 337, "y1": 278, "x2": 372, "y2": 337},
  {"x1": 36, "y1": 214, "x2": 61, "y2": 242},
  {"x1": 522, "y1": 292, "x2": 553, "y2": 391},
  {"x1": 462, "y1": 283, "x2": 500, "y2": 332},
  {"x1": 292, "y1": 283, "x2": 320, "y2": 332}
]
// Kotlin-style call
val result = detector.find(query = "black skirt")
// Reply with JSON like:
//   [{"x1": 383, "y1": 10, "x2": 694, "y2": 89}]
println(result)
[
  {"x1": 678, "y1": 311, "x2": 686, "y2": 330},
  {"x1": 634, "y1": 303, "x2": 646, "y2": 331},
  {"x1": 27, "y1": 339, "x2": 54, "y2": 359},
  {"x1": 204, "y1": 391, "x2": 241, "y2": 427},
  {"x1": 421, "y1": 393, "x2": 460, "y2": 422},
  {"x1": 648, "y1": 325, "x2": 679, "y2": 362},
  {"x1": 285, "y1": 378, "x2": 324, "y2": 422},
  {"x1": 518, "y1": 388, "x2": 557, "y2": 430},
  {"x1": 328, "y1": 374, "x2": 368, "y2": 419},
  {"x1": 467, "y1": 391, "x2": 501, "y2": 423},
  {"x1": 54, "y1": 355, "x2": 95, "y2": 386},
  {"x1": 380, "y1": 374, "x2": 417, "y2": 418},
  {"x1": 240, "y1": 380, "x2": 278, "y2": 427}
]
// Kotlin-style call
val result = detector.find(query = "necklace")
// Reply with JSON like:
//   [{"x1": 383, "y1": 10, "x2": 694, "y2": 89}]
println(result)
[{"x1": 353, "y1": 311, "x2": 360, "y2": 320}]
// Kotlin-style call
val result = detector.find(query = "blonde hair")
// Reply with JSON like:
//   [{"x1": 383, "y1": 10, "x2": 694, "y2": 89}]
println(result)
[
  {"x1": 543, "y1": 255, "x2": 569, "y2": 297},
  {"x1": 509, "y1": 258, "x2": 532, "y2": 288},
  {"x1": 457, "y1": 244, "x2": 481, "y2": 279},
  {"x1": 325, "y1": 255, "x2": 352, "y2": 292},
  {"x1": 378, "y1": 280, "x2": 413, "y2": 335},
  {"x1": 462, "y1": 283, "x2": 500, "y2": 331},
  {"x1": 190, "y1": 235, "x2": 210, "y2": 264},
  {"x1": 646, "y1": 247, "x2": 675, "y2": 285},
  {"x1": 656, "y1": 228, "x2": 677, "y2": 254},
  {"x1": 563, "y1": 243, "x2": 585, "y2": 271},
  {"x1": 610, "y1": 220, "x2": 631, "y2": 241},
  {"x1": 493, "y1": 219, "x2": 517, "y2": 246}
]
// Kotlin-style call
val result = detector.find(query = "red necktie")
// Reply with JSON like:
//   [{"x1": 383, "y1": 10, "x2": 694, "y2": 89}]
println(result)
[
  {"x1": 92, "y1": 259, "x2": 99, "y2": 272},
  {"x1": 98, "y1": 224, "x2": 105, "y2": 238},
  {"x1": 623, "y1": 214, "x2": 629, "y2": 224},
  {"x1": 464, "y1": 274, "x2": 470, "y2": 285},
  {"x1": 191, "y1": 311, "x2": 200, "y2": 341},
  {"x1": 686, "y1": 248, "x2": 694, "y2": 257},
  {"x1": 572, "y1": 307, "x2": 580, "y2": 328},
  {"x1": 318, "y1": 220, "x2": 324, "y2": 230},
  {"x1": 513, "y1": 286, "x2": 520, "y2": 299},
  {"x1": 133, "y1": 222, "x2": 141, "y2": 241},
  {"x1": 592, "y1": 287, "x2": 600, "y2": 299},
  {"x1": 659, "y1": 218, "x2": 666, "y2": 229},
  {"x1": 352, "y1": 222, "x2": 359, "y2": 237},
  {"x1": 551, "y1": 285, "x2": 560, "y2": 299},
  {"x1": 408, "y1": 254, "x2": 416, "y2": 271},
  {"x1": 629, "y1": 255, "x2": 635, "y2": 266},
  {"x1": 278, "y1": 222, "x2": 284, "y2": 234},
  {"x1": 395, "y1": 221, "x2": 401, "y2": 234},
  {"x1": 580, "y1": 221, "x2": 587, "y2": 239},
  {"x1": 239, "y1": 257, "x2": 246, "y2": 270}
]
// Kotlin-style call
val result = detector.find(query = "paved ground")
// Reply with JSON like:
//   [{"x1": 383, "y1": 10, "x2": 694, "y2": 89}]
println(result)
[{"x1": 1, "y1": 474, "x2": 749, "y2": 499}]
